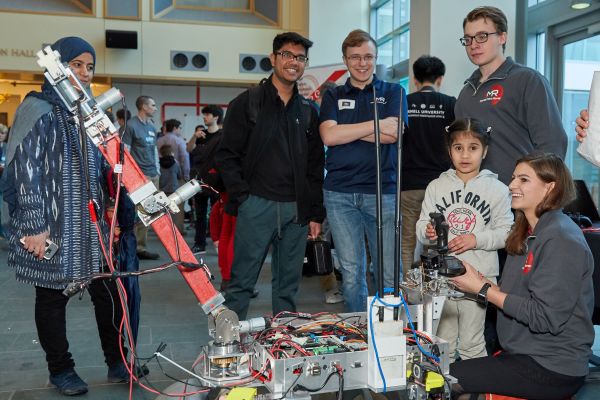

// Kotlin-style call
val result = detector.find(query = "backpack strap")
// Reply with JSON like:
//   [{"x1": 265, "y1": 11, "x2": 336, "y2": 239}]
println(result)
[
  {"x1": 299, "y1": 98, "x2": 314, "y2": 135},
  {"x1": 247, "y1": 78, "x2": 268, "y2": 125}
]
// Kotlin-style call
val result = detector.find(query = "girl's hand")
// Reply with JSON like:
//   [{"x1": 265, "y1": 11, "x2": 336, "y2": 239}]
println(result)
[
  {"x1": 425, "y1": 223, "x2": 437, "y2": 240},
  {"x1": 451, "y1": 261, "x2": 489, "y2": 294},
  {"x1": 448, "y1": 233, "x2": 476, "y2": 254}
]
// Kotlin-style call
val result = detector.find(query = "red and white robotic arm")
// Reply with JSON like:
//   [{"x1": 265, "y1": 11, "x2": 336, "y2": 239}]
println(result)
[{"x1": 36, "y1": 45, "x2": 254, "y2": 345}]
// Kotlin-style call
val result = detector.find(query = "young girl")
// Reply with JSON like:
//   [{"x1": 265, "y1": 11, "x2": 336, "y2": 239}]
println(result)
[{"x1": 415, "y1": 117, "x2": 513, "y2": 361}]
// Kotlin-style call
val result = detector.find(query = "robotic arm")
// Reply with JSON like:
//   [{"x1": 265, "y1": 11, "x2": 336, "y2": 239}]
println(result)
[{"x1": 36, "y1": 45, "x2": 254, "y2": 344}]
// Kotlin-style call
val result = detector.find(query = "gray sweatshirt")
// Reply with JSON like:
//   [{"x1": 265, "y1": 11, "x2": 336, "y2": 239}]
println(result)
[
  {"x1": 416, "y1": 169, "x2": 513, "y2": 278},
  {"x1": 498, "y1": 210, "x2": 594, "y2": 377},
  {"x1": 455, "y1": 57, "x2": 567, "y2": 185}
]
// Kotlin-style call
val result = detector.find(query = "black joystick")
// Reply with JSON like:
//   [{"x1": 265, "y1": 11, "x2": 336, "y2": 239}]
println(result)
[{"x1": 417, "y1": 212, "x2": 466, "y2": 277}]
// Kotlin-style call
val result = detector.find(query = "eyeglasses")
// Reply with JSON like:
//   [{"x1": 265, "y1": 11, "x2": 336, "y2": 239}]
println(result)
[
  {"x1": 275, "y1": 51, "x2": 309, "y2": 64},
  {"x1": 459, "y1": 32, "x2": 500, "y2": 46},
  {"x1": 345, "y1": 54, "x2": 377, "y2": 63}
]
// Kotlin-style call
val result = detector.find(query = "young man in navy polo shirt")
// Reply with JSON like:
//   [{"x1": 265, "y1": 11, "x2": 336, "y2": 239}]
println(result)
[{"x1": 319, "y1": 29, "x2": 407, "y2": 312}]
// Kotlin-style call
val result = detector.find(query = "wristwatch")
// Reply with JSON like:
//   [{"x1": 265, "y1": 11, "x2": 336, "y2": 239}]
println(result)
[{"x1": 477, "y1": 283, "x2": 492, "y2": 305}]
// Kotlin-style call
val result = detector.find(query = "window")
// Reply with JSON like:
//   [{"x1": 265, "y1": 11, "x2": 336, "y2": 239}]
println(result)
[
  {"x1": 153, "y1": 0, "x2": 279, "y2": 26},
  {"x1": 106, "y1": 0, "x2": 140, "y2": 20},
  {"x1": 561, "y1": 34, "x2": 600, "y2": 206},
  {"x1": 375, "y1": 1, "x2": 393, "y2": 40},
  {"x1": 370, "y1": 0, "x2": 410, "y2": 82},
  {"x1": 0, "y1": 0, "x2": 94, "y2": 16},
  {"x1": 528, "y1": 0, "x2": 548, "y2": 6},
  {"x1": 527, "y1": 32, "x2": 546, "y2": 74}
]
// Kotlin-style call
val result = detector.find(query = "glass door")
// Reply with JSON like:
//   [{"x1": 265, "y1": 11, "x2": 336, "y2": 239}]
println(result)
[{"x1": 561, "y1": 33, "x2": 600, "y2": 206}]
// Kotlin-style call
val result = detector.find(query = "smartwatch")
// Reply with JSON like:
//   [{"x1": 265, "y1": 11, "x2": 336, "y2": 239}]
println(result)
[{"x1": 477, "y1": 283, "x2": 492, "y2": 305}]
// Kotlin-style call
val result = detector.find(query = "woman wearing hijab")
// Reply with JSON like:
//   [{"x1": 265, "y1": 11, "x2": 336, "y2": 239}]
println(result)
[{"x1": 3, "y1": 36, "x2": 129, "y2": 396}]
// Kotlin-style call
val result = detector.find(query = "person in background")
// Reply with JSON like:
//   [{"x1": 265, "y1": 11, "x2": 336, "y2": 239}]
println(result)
[
  {"x1": 401, "y1": 55, "x2": 455, "y2": 273},
  {"x1": 2, "y1": 36, "x2": 129, "y2": 396},
  {"x1": 116, "y1": 108, "x2": 131, "y2": 135},
  {"x1": 314, "y1": 80, "x2": 343, "y2": 305},
  {"x1": 188, "y1": 106, "x2": 223, "y2": 254},
  {"x1": 156, "y1": 118, "x2": 189, "y2": 236},
  {"x1": 0, "y1": 123, "x2": 8, "y2": 239},
  {"x1": 450, "y1": 153, "x2": 593, "y2": 400},
  {"x1": 157, "y1": 118, "x2": 190, "y2": 181},
  {"x1": 122, "y1": 95, "x2": 160, "y2": 260},
  {"x1": 158, "y1": 144, "x2": 184, "y2": 232}
]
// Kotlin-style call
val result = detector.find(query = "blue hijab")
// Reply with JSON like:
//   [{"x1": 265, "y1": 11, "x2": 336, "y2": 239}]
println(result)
[
  {"x1": 32, "y1": 36, "x2": 96, "y2": 108},
  {"x1": 1, "y1": 36, "x2": 97, "y2": 232},
  {"x1": 2, "y1": 36, "x2": 97, "y2": 191}
]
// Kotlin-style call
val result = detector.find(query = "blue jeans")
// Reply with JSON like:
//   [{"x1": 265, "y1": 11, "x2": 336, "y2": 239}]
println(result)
[{"x1": 324, "y1": 190, "x2": 398, "y2": 312}]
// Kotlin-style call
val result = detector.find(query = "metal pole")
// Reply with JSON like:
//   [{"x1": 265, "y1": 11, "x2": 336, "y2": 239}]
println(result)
[
  {"x1": 372, "y1": 86, "x2": 385, "y2": 322},
  {"x1": 393, "y1": 88, "x2": 404, "y2": 320}
]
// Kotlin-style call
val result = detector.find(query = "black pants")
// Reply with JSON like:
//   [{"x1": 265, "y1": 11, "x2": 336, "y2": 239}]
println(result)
[
  {"x1": 35, "y1": 279, "x2": 126, "y2": 375},
  {"x1": 450, "y1": 353, "x2": 585, "y2": 400},
  {"x1": 193, "y1": 192, "x2": 218, "y2": 246}
]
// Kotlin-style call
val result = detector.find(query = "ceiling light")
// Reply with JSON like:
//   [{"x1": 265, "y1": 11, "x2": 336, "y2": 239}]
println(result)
[{"x1": 571, "y1": 0, "x2": 591, "y2": 9}]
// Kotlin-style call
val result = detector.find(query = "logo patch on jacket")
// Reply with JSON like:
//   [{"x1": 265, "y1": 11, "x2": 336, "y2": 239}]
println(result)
[
  {"x1": 522, "y1": 251, "x2": 533, "y2": 274},
  {"x1": 338, "y1": 99, "x2": 355, "y2": 110},
  {"x1": 480, "y1": 84, "x2": 504, "y2": 105}
]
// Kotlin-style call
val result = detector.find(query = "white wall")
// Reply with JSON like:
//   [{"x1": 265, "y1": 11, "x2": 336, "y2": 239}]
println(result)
[
  {"x1": 0, "y1": 0, "x2": 309, "y2": 84},
  {"x1": 114, "y1": 82, "x2": 245, "y2": 139},
  {"x1": 308, "y1": 0, "x2": 370, "y2": 67},
  {"x1": 410, "y1": 0, "x2": 517, "y2": 97}
]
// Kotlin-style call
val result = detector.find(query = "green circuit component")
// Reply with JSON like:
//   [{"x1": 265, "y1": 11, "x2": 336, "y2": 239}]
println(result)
[{"x1": 312, "y1": 346, "x2": 339, "y2": 355}]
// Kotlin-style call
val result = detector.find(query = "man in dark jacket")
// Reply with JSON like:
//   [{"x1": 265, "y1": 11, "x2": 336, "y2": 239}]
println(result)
[
  {"x1": 215, "y1": 32, "x2": 325, "y2": 319},
  {"x1": 188, "y1": 105, "x2": 223, "y2": 254}
]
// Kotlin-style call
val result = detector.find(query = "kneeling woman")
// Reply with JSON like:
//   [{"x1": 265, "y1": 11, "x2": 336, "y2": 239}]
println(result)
[{"x1": 450, "y1": 153, "x2": 594, "y2": 400}]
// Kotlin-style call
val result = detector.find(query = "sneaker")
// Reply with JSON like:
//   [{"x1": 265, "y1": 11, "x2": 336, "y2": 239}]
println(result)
[
  {"x1": 49, "y1": 369, "x2": 88, "y2": 396},
  {"x1": 325, "y1": 289, "x2": 344, "y2": 304},
  {"x1": 107, "y1": 362, "x2": 130, "y2": 383},
  {"x1": 137, "y1": 250, "x2": 160, "y2": 260},
  {"x1": 135, "y1": 364, "x2": 150, "y2": 378},
  {"x1": 192, "y1": 244, "x2": 206, "y2": 254}
]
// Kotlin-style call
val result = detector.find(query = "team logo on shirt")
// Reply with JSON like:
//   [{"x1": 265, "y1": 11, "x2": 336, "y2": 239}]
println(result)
[
  {"x1": 480, "y1": 84, "x2": 504, "y2": 105},
  {"x1": 338, "y1": 99, "x2": 355, "y2": 110},
  {"x1": 447, "y1": 207, "x2": 477, "y2": 235},
  {"x1": 369, "y1": 97, "x2": 388, "y2": 105},
  {"x1": 522, "y1": 251, "x2": 533, "y2": 274}
]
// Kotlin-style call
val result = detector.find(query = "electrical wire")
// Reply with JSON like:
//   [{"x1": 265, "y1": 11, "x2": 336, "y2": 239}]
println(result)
[
  {"x1": 368, "y1": 292, "x2": 441, "y2": 393},
  {"x1": 376, "y1": 294, "x2": 440, "y2": 363},
  {"x1": 294, "y1": 370, "x2": 340, "y2": 393},
  {"x1": 279, "y1": 369, "x2": 303, "y2": 399},
  {"x1": 60, "y1": 70, "x2": 219, "y2": 399},
  {"x1": 368, "y1": 295, "x2": 387, "y2": 392}
]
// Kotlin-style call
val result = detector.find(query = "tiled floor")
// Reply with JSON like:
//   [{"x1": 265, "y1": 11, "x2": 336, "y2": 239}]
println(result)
[
  {"x1": 0, "y1": 226, "x2": 599, "y2": 399},
  {"x1": 0, "y1": 226, "x2": 345, "y2": 399}
]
